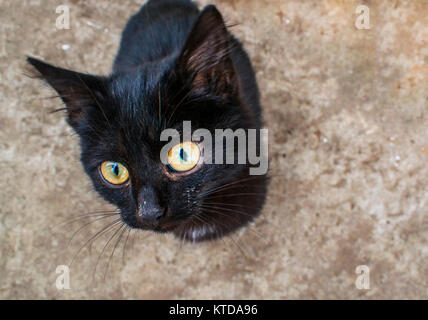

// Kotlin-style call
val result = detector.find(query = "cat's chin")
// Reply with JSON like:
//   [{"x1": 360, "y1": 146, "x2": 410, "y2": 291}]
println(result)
[
  {"x1": 135, "y1": 220, "x2": 180, "y2": 233},
  {"x1": 171, "y1": 218, "x2": 226, "y2": 242},
  {"x1": 129, "y1": 219, "x2": 216, "y2": 242}
]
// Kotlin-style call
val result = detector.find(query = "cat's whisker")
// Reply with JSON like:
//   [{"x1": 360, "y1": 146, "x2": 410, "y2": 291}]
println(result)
[
  {"x1": 92, "y1": 221, "x2": 125, "y2": 281},
  {"x1": 69, "y1": 218, "x2": 122, "y2": 268},
  {"x1": 198, "y1": 172, "x2": 293, "y2": 199},
  {"x1": 74, "y1": 73, "x2": 112, "y2": 130},
  {"x1": 194, "y1": 214, "x2": 210, "y2": 226},
  {"x1": 122, "y1": 227, "x2": 132, "y2": 265},
  {"x1": 197, "y1": 209, "x2": 228, "y2": 228},
  {"x1": 204, "y1": 192, "x2": 268, "y2": 199},
  {"x1": 158, "y1": 85, "x2": 162, "y2": 128},
  {"x1": 199, "y1": 203, "x2": 253, "y2": 220},
  {"x1": 49, "y1": 107, "x2": 68, "y2": 114},
  {"x1": 193, "y1": 214, "x2": 217, "y2": 235},
  {"x1": 202, "y1": 201, "x2": 277, "y2": 216},
  {"x1": 220, "y1": 237, "x2": 230, "y2": 252},
  {"x1": 56, "y1": 210, "x2": 118, "y2": 227},
  {"x1": 130, "y1": 227, "x2": 140, "y2": 252},
  {"x1": 204, "y1": 201, "x2": 282, "y2": 221},
  {"x1": 166, "y1": 88, "x2": 193, "y2": 127},
  {"x1": 203, "y1": 202, "x2": 263, "y2": 210},
  {"x1": 67, "y1": 214, "x2": 119, "y2": 247},
  {"x1": 227, "y1": 234, "x2": 251, "y2": 260},
  {"x1": 103, "y1": 223, "x2": 128, "y2": 281},
  {"x1": 199, "y1": 183, "x2": 267, "y2": 199},
  {"x1": 198, "y1": 205, "x2": 268, "y2": 241},
  {"x1": 200, "y1": 202, "x2": 279, "y2": 231},
  {"x1": 190, "y1": 210, "x2": 230, "y2": 240},
  {"x1": 198, "y1": 175, "x2": 268, "y2": 198},
  {"x1": 85, "y1": 122, "x2": 108, "y2": 141},
  {"x1": 197, "y1": 207, "x2": 257, "y2": 242}
]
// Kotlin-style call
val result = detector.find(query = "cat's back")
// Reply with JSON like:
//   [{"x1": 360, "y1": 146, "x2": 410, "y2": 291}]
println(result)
[{"x1": 113, "y1": 0, "x2": 199, "y2": 72}]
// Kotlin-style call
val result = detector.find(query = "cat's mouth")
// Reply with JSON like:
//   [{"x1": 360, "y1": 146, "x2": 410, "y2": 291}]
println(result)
[
  {"x1": 129, "y1": 207, "x2": 181, "y2": 233},
  {"x1": 126, "y1": 206, "x2": 203, "y2": 235}
]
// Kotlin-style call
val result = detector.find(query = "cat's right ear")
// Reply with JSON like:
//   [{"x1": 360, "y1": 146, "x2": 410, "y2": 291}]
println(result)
[
  {"x1": 176, "y1": 5, "x2": 238, "y2": 97},
  {"x1": 26, "y1": 57, "x2": 105, "y2": 130}
]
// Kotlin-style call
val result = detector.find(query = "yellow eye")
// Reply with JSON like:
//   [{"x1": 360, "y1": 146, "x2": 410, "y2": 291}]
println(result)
[
  {"x1": 100, "y1": 161, "x2": 129, "y2": 185},
  {"x1": 168, "y1": 141, "x2": 200, "y2": 172}
]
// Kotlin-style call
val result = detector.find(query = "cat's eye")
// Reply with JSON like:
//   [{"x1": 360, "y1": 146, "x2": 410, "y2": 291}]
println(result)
[
  {"x1": 100, "y1": 161, "x2": 129, "y2": 185},
  {"x1": 168, "y1": 141, "x2": 201, "y2": 172}
]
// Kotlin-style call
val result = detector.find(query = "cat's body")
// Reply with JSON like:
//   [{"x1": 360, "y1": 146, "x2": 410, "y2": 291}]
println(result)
[{"x1": 28, "y1": 0, "x2": 267, "y2": 242}]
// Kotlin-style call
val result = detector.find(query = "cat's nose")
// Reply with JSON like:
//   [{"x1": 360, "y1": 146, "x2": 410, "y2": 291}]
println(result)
[
  {"x1": 137, "y1": 186, "x2": 164, "y2": 221},
  {"x1": 137, "y1": 204, "x2": 164, "y2": 221}
]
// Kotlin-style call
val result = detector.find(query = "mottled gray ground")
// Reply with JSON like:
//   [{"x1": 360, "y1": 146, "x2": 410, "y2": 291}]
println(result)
[{"x1": 0, "y1": 0, "x2": 427, "y2": 299}]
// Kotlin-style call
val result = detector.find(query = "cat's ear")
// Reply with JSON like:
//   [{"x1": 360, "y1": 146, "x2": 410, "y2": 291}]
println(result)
[
  {"x1": 176, "y1": 5, "x2": 238, "y2": 97},
  {"x1": 26, "y1": 57, "x2": 105, "y2": 129}
]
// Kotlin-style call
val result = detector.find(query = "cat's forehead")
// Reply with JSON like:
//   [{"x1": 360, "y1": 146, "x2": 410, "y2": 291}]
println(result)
[
  {"x1": 109, "y1": 68, "x2": 163, "y2": 107},
  {"x1": 108, "y1": 68, "x2": 166, "y2": 122}
]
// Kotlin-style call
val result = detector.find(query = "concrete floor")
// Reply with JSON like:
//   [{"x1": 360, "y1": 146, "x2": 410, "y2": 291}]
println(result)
[{"x1": 1, "y1": 0, "x2": 427, "y2": 299}]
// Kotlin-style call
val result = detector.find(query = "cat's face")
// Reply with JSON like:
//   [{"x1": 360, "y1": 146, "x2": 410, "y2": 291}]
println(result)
[
  {"x1": 28, "y1": 6, "x2": 266, "y2": 242},
  {"x1": 74, "y1": 67, "x2": 254, "y2": 241}
]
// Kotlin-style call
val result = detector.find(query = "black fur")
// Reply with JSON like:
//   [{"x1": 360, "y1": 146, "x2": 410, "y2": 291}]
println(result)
[{"x1": 27, "y1": 0, "x2": 267, "y2": 242}]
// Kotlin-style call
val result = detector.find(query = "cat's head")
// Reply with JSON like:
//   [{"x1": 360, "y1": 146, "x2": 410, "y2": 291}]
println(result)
[{"x1": 27, "y1": 6, "x2": 266, "y2": 242}]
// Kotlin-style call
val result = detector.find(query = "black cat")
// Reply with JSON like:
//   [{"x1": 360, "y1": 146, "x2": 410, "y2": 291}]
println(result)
[{"x1": 27, "y1": 0, "x2": 267, "y2": 242}]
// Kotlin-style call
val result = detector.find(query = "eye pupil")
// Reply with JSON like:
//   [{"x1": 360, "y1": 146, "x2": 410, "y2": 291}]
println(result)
[
  {"x1": 179, "y1": 148, "x2": 188, "y2": 162},
  {"x1": 112, "y1": 163, "x2": 119, "y2": 176}
]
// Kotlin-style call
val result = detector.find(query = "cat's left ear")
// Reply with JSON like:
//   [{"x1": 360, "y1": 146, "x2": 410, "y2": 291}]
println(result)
[
  {"x1": 176, "y1": 5, "x2": 238, "y2": 97},
  {"x1": 26, "y1": 57, "x2": 105, "y2": 130}
]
